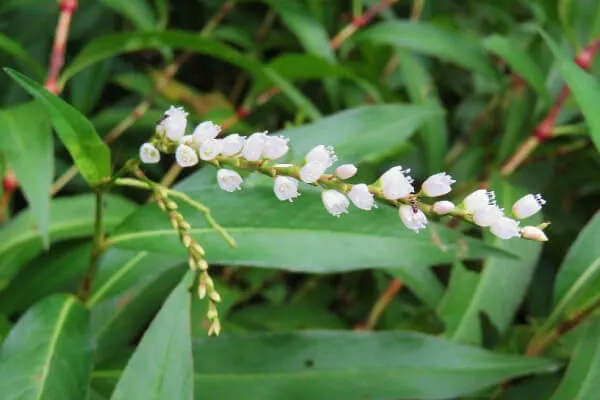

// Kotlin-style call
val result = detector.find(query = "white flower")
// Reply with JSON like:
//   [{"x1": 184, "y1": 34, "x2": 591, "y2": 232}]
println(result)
[
  {"x1": 473, "y1": 205, "x2": 504, "y2": 227},
  {"x1": 321, "y1": 190, "x2": 349, "y2": 217},
  {"x1": 175, "y1": 144, "x2": 199, "y2": 167},
  {"x1": 198, "y1": 138, "x2": 223, "y2": 161},
  {"x1": 305, "y1": 145, "x2": 337, "y2": 168},
  {"x1": 273, "y1": 176, "x2": 300, "y2": 202},
  {"x1": 139, "y1": 143, "x2": 160, "y2": 164},
  {"x1": 217, "y1": 169, "x2": 243, "y2": 192},
  {"x1": 221, "y1": 134, "x2": 245, "y2": 156},
  {"x1": 422, "y1": 172, "x2": 456, "y2": 197},
  {"x1": 192, "y1": 121, "x2": 221, "y2": 143},
  {"x1": 158, "y1": 106, "x2": 188, "y2": 141},
  {"x1": 299, "y1": 162, "x2": 327, "y2": 183},
  {"x1": 464, "y1": 189, "x2": 496, "y2": 213},
  {"x1": 490, "y1": 217, "x2": 520, "y2": 240},
  {"x1": 520, "y1": 226, "x2": 548, "y2": 242},
  {"x1": 335, "y1": 164, "x2": 358, "y2": 180},
  {"x1": 242, "y1": 132, "x2": 267, "y2": 161},
  {"x1": 180, "y1": 134, "x2": 196, "y2": 147},
  {"x1": 399, "y1": 204, "x2": 428, "y2": 233},
  {"x1": 263, "y1": 136, "x2": 289, "y2": 160},
  {"x1": 380, "y1": 166, "x2": 414, "y2": 200},
  {"x1": 512, "y1": 193, "x2": 546, "y2": 219},
  {"x1": 433, "y1": 200, "x2": 455, "y2": 215},
  {"x1": 348, "y1": 184, "x2": 376, "y2": 210}
]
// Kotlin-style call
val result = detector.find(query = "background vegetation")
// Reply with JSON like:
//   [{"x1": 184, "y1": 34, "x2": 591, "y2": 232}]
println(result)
[{"x1": 0, "y1": 0, "x2": 599, "y2": 399}]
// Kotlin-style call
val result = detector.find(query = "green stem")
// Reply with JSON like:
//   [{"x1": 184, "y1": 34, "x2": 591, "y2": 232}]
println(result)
[{"x1": 78, "y1": 190, "x2": 105, "y2": 301}]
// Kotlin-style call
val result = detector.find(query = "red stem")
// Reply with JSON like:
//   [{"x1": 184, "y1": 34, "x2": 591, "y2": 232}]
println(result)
[{"x1": 45, "y1": 0, "x2": 77, "y2": 94}]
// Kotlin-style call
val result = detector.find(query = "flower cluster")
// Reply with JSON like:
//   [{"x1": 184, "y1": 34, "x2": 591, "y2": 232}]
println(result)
[{"x1": 140, "y1": 106, "x2": 549, "y2": 242}]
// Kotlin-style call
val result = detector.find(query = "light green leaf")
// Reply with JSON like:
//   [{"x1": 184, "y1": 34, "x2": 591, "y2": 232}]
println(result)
[
  {"x1": 108, "y1": 187, "x2": 509, "y2": 273},
  {"x1": 110, "y1": 274, "x2": 193, "y2": 400},
  {"x1": 387, "y1": 266, "x2": 444, "y2": 309},
  {"x1": 0, "y1": 295, "x2": 94, "y2": 400},
  {"x1": 540, "y1": 30, "x2": 600, "y2": 151},
  {"x1": 4, "y1": 68, "x2": 111, "y2": 185},
  {"x1": 0, "y1": 102, "x2": 53, "y2": 246},
  {"x1": 355, "y1": 21, "x2": 497, "y2": 80},
  {"x1": 438, "y1": 262, "x2": 481, "y2": 335}
]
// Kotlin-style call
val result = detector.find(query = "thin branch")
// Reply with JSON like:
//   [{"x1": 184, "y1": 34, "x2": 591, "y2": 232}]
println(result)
[
  {"x1": 355, "y1": 278, "x2": 404, "y2": 330},
  {"x1": 77, "y1": 190, "x2": 104, "y2": 300},
  {"x1": 45, "y1": 0, "x2": 77, "y2": 94}
]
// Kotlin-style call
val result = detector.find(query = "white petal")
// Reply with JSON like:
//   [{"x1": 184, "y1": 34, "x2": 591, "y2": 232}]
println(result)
[
  {"x1": 175, "y1": 144, "x2": 199, "y2": 167},
  {"x1": 464, "y1": 189, "x2": 495, "y2": 213},
  {"x1": 273, "y1": 176, "x2": 300, "y2": 202},
  {"x1": 299, "y1": 162, "x2": 327, "y2": 183},
  {"x1": 217, "y1": 169, "x2": 243, "y2": 192},
  {"x1": 380, "y1": 166, "x2": 414, "y2": 200},
  {"x1": 139, "y1": 143, "x2": 160, "y2": 164},
  {"x1": 399, "y1": 205, "x2": 428, "y2": 233},
  {"x1": 432, "y1": 200, "x2": 455, "y2": 215},
  {"x1": 305, "y1": 145, "x2": 337, "y2": 168},
  {"x1": 335, "y1": 164, "x2": 358, "y2": 180},
  {"x1": 520, "y1": 226, "x2": 548, "y2": 242},
  {"x1": 473, "y1": 205, "x2": 504, "y2": 227},
  {"x1": 512, "y1": 193, "x2": 545, "y2": 219},
  {"x1": 321, "y1": 190, "x2": 349, "y2": 217},
  {"x1": 263, "y1": 136, "x2": 289, "y2": 160},
  {"x1": 180, "y1": 134, "x2": 196, "y2": 147},
  {"x1": 198, "y1": 138, "x2": 223, "y2": 161},
  {"x1": 490, "y1": 217, "x2": 520, "y2": 240},
  {"x1": 221, "y1": 134, "x2": 245, "y2": 156},
  {"x1": 192, "y1": 121, "x2": 221, "y2": 143},
  {"x1": 348, "y1": 184, "x2": 376, "y2": 210},
  {"x1": 242, "y1": 132, "x2": 267, "y2": 161},
  {"x1": 159, "y1": 106, "x2": 188, "y2": 141},
  {"x1": 422, "y1": 172, "x2": 455, "y2": 197}
]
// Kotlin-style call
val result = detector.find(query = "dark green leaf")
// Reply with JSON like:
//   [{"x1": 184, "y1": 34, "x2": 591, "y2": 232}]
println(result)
[
  {"x1": 98, "y1": 0, "x2": 156, "y2": 31},
  {"x1": 0, "y1": 295, "x2": 94, "y2": 400},
  {"x1": 0, "y1": 33, "x2": 45, "y2": 79},
  {"x1": 4, "y1": 68, "x2": 111, "y2": 185}
]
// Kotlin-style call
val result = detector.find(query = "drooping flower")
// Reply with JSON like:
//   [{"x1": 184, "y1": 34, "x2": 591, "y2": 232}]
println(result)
[
  {"x1": 198, "y1": 138, "x2": 223, "y2": 161},
  {"x1": 348, "y1": 184, "x2": 376, "y2": 210},
  {"x1": 520, "y1": 226, "x2": 548, "y2": 242},
  {"x1": 192, "y1": 121, "x2": 221, "y2": 144},
  {"x1": 473, "y1": 205, "x2": 504, "y2": 227},
  {"x1": 273, "y1": 176, "x2": 300, "y2": 202},
  {"x1": 299, "y1": 162, "x2": 327, "y2": 184},
  {"x1": 139, "y1": 143, "x2": 160, "y2": 164},
  {"x1": 433, "y1": 200, "x2": 455, "y2": 215},
  {"x1": 305, "y1": 145, "x2": 337, "y2": 168},
  {"x1": 399, "y1": 204, "x2": 428, "y2": 233},
  {"x1": 512, "y1": 193, "x2": 546, "y2": 219},
  {"x1": 221, "y1": 134, "x2": 245, "y2": 156},
  {"x1": 242, "y1": 131, "x2": 267, "y2": 161},
  {"x1": 175, "y1": 144, "x2": 199, "y2": 167},
  {"x1": 490, "y1": 217, "x2": 520, "y2": 240},
  {"x1": 421, "y1": 172, "x2": 456, "y2": 197},
  {"x1": 263, "y1": 136, "x2": 289, "y2": 160},
  {"x1": 335, "y1": 164, "x2": 358, "y2": 180},
  {"x1": 321, "y1": 190, "x2": 349, "y2": 217},
  {"x1": 217, "y1": 169, "x2": 243, "y2": 192},
  {"x1": 380, "y1": 166, "x2": 414, "y2": 200},
  {"x1": 463, "y1": 189, "x2": 496, "y2": 213},
  {"x1": 157, "y1": 106, "x2": 188, "y2": 141}
]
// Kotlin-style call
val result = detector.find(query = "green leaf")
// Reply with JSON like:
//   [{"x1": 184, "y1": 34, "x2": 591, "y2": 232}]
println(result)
[
  {"x1": 110, "y1": 274, "x2": 193, "y2": 400},
  {"x1": 438, "y1": 262, "x2": 481, "y2": 335},
  {"x1": 550, "y1": 317, "x2": 600, "y2": 400},
  {"x1": 108, "y1": 187, "x2": 509, "y2": 273},
  {"x1": 540, "y1": 30, "x2": 600, "y2": 152},
  {"x1": 95, "y1": 331, "x2": 557, "y2": 399},
  {"x1": 443, "y1": 181, "x2": 543, "y2": 344},
  {"x1": 355, "y1": 21, "x2": 497, "y2": 80},
  {"x1": 98, "y1": 0, "x2": 156, "y2": 31},
  {"x1": 547, "y1": 213, "x2": 600, "y2": 331},
  {"x1": 4, "y1": 68, "x2": 111, "y2": 185},
  {"x1": 387, "y1": 266, "x2": 444, "y2": 309},
  {"x1": 60, "y1": 31, "x2": 321, "y2": 120},
  {"x1": 483, "y1": 35, "x2": 549, "y2": 101},
  {"x1": 0, "y1": 295, "x2": 94, "y2": 400},
  {"x1": 0, "y1": 194, "x2": 136, "y2": 287},
  {"x1": 281, "y1": 104, "x2": 443, "y2": 163},
  {"x1": 0, "y1": 102, "x2": 53, "y2": 246},
  {"x1": 0, "y1": 33, "x2": 45, "y2": 79}
]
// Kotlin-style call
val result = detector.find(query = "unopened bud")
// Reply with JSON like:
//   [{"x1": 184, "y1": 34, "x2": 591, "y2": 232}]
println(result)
[
  {"x1": 520, "y1": 226, "x2": 548, "y2": 242},
  {"x1": 197, "y1": 276, "x2": 207, "y2": 299},
  {"x1": 432, "y1": 200, "x2": 455, "y2": 215},
  {"x1": 182, "y1": 234, "x2": 192, "y2": 248},
  {"x1": 208, "y1": 319, "x2": 221, "y2": 336},
  {"x1": 180, "y1": 221, "x2": 191, "y2": 231},
  {"x1": 334, "y1": 164, "x2": 358, "y2": 180},
  {"x1": 197, "y1": 258, "x2": 209, "y2": 271},
  {"x1": 207, "y1": 300, "x2": 219, "y2": 320},
  {"x1": 208, "y1": 290, "x2": 222, "y2": 303},
  {"x1": 192, "y1": 243, "x2": 205, "y2": 257}
]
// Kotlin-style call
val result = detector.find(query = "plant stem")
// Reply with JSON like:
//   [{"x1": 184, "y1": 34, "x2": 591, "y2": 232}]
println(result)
[
  {"x1": 356, "y1": 278, "x2": 404, "y2": 330},
  {"x1": 77, "y1": 190, "x2": 104, "y2": 301},
  {"x1": 45, "y1": 0, "x2": 77, "y2": 94}
]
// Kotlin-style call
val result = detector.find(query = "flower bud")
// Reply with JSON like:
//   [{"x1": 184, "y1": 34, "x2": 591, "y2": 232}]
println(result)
[
  {"x1": 263, "y1": 136, "x2": 289, "y2": 160},
  {"x1": 242, "y1": 131, "x2": 267, "y2": 161},
  {"x1": 175, "y1": 144, "x2": 199, "y2": 167},
  {"x1": 348, "y1": 184, "x2": 376, "y2": 210},
  {"x1": 399, "y1": 204, "x2": 428, "y2": 233},
  {"x1": 198, "y1": 138, "x2": 223, "y2": 160},
  {"x1": 335, "y1": 164, "x2": 358, "y2": 180},
  {"x1": 305, "y1": 145, "x2": 337, "y2": 168},
  {"x1": 192, "y1": 121, "x2": 221, "y2": 143},
  {"x1": 221, "y1": 134, "x2": 245, "y2": 156},
  {"x1": 217, "y1": 169, "x2": 243, "y2": 192},
  {"x1": 512, "y1": 193, "x2": 546, "y2": 219},
  {"x1": 490, "y1": 217, "x2": 520, "y2": 240},
  {"x1": 472, "y1": 205, "x2": 504, "y2": 227},
  {"x1": 139, "y1": 143, "x2": 160, "y2": 164},
  {"x1": 432, "y1": 200, "x2": 455, "y2": 215},
  {"x1": 321, "y1": 190, "x2": 350, "y2": 217},
  {"x1": 299, "y1": 162, "x2": 327, "y2": 184},
  {"x1": 421, "y1": 172, "x2": 455, "y2": 197},
  {"x1": 273, "y1": 176, "x2": 300, "y2": 202},
  {"x1": 380, "y1": 166, "x2": 414, "y2": 200},
  {"x1": 520, "y1": 226, "x2": 548, "y2": 242}
]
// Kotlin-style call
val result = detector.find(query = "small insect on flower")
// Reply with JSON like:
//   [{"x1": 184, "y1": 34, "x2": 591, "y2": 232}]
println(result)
[
  {"x1": 348, "y1": 184, "x2": 376, "y2": 210},
  {"x1": 512, "y1": 193, "x2": 546, "y2": 219},
  {"x1": 273, "y1": 176, "x2": 300, "y2": 202},
  {"x1": 421, "y1": 172, "x2": 456, "y2": 197},
  {"x1": 139, "y1": 143, "x2": 160, "y2": 164},
  {"x1": 399, "y1": 202, "x2": 428, "y2": 233},
  {"x1": 217, "y1": 169, "x2": 243, "y2": 192},
  {"x1": 175, "y1": 144, "x2": 199, "y2": 167},
  {"x1": 321, "y1": 190, "x2": 350, "y2": 217}
]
